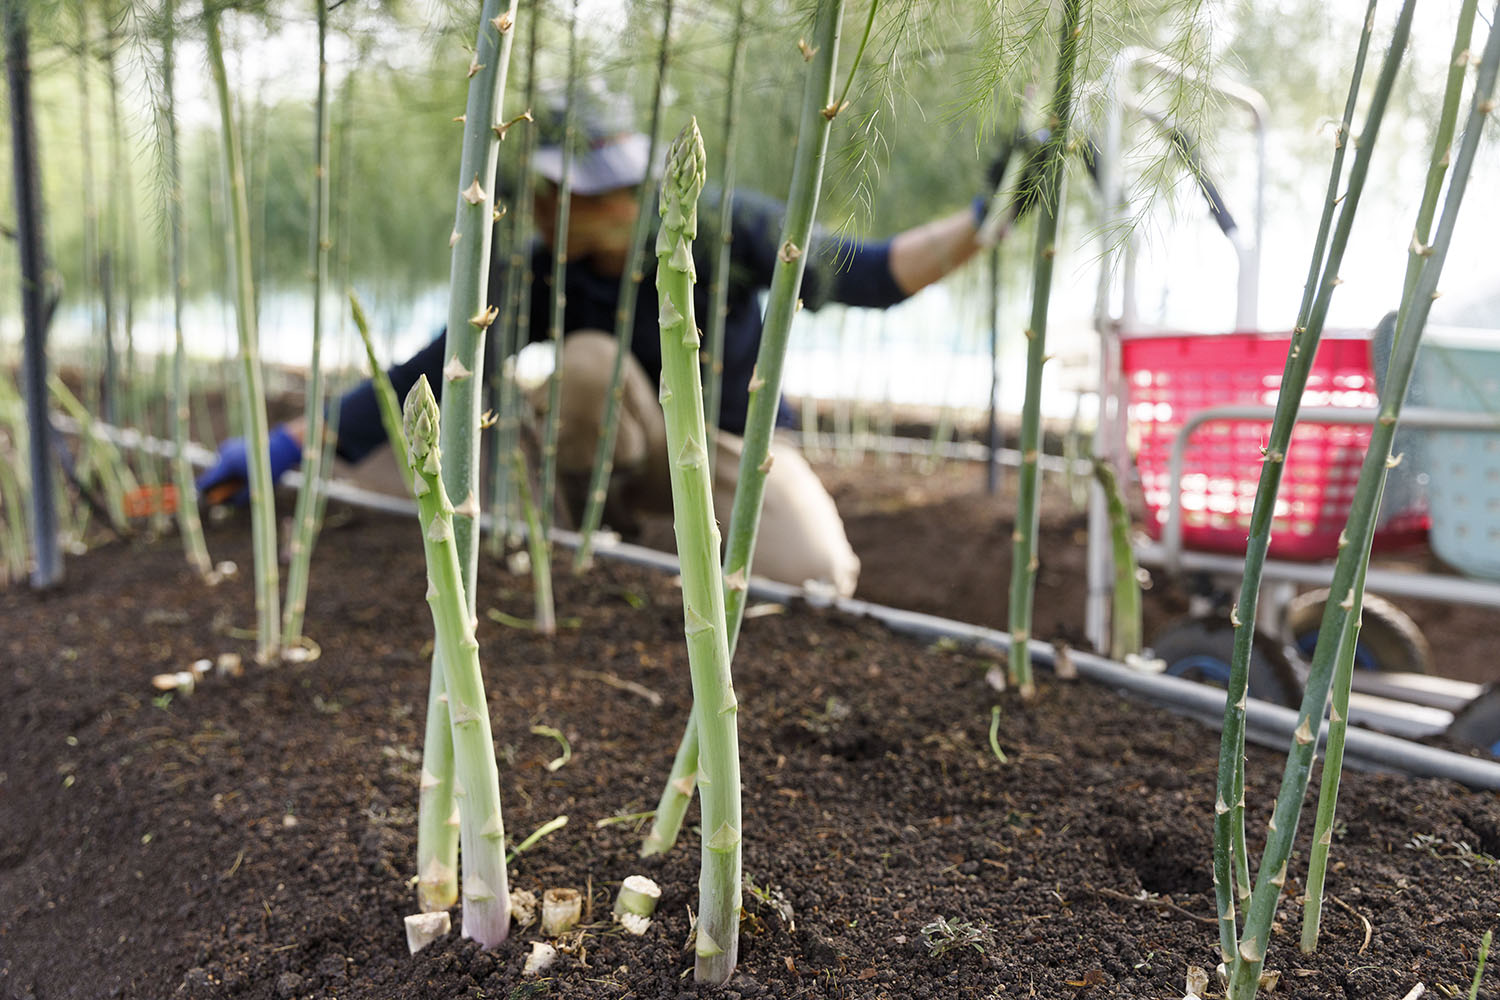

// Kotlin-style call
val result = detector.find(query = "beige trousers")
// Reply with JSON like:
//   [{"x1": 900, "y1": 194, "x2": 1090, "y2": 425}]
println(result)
[{"x1": 340, "y1": 332, "x2": 860, "y2": 597}]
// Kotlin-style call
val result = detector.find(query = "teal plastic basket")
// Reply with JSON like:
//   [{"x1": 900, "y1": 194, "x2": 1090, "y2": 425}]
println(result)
[{"x1": 1411, "y1": 327, "x2": 1500, "y2": 580}]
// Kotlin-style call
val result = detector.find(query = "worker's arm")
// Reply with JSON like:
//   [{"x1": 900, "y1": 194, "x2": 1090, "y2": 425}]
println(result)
[{"x1": 886, "y1": 206, "x2": 985, "y2": 297}]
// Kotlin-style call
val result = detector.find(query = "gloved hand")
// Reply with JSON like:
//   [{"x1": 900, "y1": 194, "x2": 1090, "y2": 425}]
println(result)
[{"x1": 196, "y1": 424, "x2": 303, "y2": 506}]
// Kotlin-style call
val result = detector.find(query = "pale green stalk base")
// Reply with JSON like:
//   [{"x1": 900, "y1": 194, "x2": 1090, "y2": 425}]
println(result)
[
  {"x1": 206, "y1": 13, "x2": 279, "y2": 664},
  {"x1": 1092, "y1": 459, "x2": 1140, "y2": 660},
  {"x1": 406, "y1": 377, "x2": 510, "y2": 946},
  {"x1": 639, "y1": 712, "x2": 698, "y2": 858},
  {"x1": 512, "y1": 449, "x2": 556, "y2": 635},
  {"x1": 657, "y1": 121, "x2": 742, "y2": 985},
  {"x1": 1008, "y1": 0, "x2": 1084, "y2": 698},
  {"x1": 1299, "y1": 562, "x2": 1368, "y2": 954},
  {"x1": 417, "y1": 657, "x2": 460, "y2": 911}
]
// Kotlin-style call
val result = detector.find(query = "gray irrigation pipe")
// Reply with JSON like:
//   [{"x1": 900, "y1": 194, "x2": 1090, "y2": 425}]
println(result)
[{"x1": 62, "y1": 415, "x2": 1500, "y2": 791}]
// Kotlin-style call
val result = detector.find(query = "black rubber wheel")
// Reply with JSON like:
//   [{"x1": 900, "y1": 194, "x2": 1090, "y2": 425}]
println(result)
[
  {"x1": 1281, "y1": 588, "x2": 1431, "y2": 676},
  {"x1": 1148, "y1": 616, "x2": 1303, "y2": 708},
  {"x1": 1446, "y1": 685, "x2": 1500, "y2": 757}
]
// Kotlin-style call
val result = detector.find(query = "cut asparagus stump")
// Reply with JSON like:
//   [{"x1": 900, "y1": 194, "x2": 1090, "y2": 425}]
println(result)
[
  {"x1": 404, "y1": 376, "x2": 511, "y2": 947},
  {"x1": 655, "y1": 119, "x2": 743, "y2": 986}
]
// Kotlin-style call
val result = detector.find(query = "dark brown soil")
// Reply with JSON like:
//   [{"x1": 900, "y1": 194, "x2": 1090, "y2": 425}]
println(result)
[{"x1": 2, "y1": 466, "x2": 1498, "y2": 1000}]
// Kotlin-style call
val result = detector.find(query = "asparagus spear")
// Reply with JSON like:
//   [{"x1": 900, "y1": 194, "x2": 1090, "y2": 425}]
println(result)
[
  {"x1": 656, "y1": 120, "x2": 743, "y2": 985},
  {"x1": 405, "y1": 376, "x2": 510, "y2": 947}
]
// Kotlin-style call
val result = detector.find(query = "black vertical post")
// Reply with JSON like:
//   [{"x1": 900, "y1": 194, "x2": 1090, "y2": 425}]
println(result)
[
  {"x1": 985, "y1": 244, "x2": 1002, "y2": 495},
  {"x1": 5, "y1": 0, "x2": 63, "y2": 588}
]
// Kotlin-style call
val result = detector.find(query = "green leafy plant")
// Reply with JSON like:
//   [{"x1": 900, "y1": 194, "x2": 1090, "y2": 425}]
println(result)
[{"x1": 920, "y1": 915, "x2": 993, "y2": 958}]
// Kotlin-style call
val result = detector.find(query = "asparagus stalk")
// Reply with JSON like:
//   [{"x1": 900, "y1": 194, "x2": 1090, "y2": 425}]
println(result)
[
  {"x1": 573, "y1": 0, "x2": 675, "y2": 571},
  {"x1": 641, "y1": 0, "x2": 845, "y2": 862},
  {"x1": 159, "y1": 0, "x2": 214, "y2": 580},
  {"x1": 487, "y1": 0, "x2": 541, "y2": 551},
  {"x1": 655, "y1": 119, "x2": 742, "y2": 985},
  {"x1": 5, "y1": 0, "x2": 62, "y2": 589},
  {"x1": 349, "y1": 292, "x2": 412, "y2": 488},
  {"x1": 1008, "y1": 0, "x2": 1085, "y2": 698},
  {"x1": 540, "y1": 0, "x2": 579, "y2": 548},
  {"x1": 205, "y1": 9, "x2": 279, "y2": 662},
  {"x1": 702, "y1": 0, "x2": 749, "y2": 468},
  {"x1": 512, "y1": 447, "x2": 556, "y2": 635},
  {"x1": 1300, "y1": 0, "x2": 1477, "y2": 955},
  {"x1": 1210, "y1": 0, "x2": 1395, "y2": 963},
  {"x1": 283, "y1": 0, "x2": 335, "y2": 644},
  {"x1": 1092, "y1": 458, "x2": 1140, "y2": 660},
  {"x1": 404, "y1": 376, "x2": 511, "y2": 947},
  {"x1": 1229, "y1": 18, "x2": 1499, "y2": 996},
  {"x1": 437, "y1": 0, "x2": 520, "y2": 613}
]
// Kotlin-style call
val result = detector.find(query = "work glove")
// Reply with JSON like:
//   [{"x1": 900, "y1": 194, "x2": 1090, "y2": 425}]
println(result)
[{"x1": 196, "y1": 424, "x2": 303, "y2": 506}]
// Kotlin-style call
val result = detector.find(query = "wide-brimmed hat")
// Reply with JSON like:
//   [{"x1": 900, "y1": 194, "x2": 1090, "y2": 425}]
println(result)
[{"x1": 533, "y1": 82, "x2": 655, "y2": 196}]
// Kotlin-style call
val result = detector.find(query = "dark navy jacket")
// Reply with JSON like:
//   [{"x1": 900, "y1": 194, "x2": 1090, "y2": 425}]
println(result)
[{"x1": 334, "y1": 189, "x2": 908, "y2": 464}]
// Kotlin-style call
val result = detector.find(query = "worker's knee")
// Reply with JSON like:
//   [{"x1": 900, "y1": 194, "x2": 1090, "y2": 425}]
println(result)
[
  {"x1": 714, "y1": 436, "x2": 860, "y2": 598},
  {"x1": 538, "y1": 331, "x2": 656, "y2": 474}
]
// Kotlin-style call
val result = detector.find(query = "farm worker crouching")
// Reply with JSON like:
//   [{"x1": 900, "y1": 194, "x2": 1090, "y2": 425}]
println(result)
[{"x1": 199, "y1": 88, "x2": 1014, "y2": 598}]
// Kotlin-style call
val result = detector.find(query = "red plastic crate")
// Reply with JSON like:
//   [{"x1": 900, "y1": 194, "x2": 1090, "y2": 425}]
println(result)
[{"x1": 1121, "y1": 330, "x2": 1429, "y2": 560}]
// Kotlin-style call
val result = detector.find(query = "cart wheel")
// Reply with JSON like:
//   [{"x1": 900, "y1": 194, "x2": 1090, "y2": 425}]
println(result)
[
  {"x1": 1281, "y1": 589, "x2": 1431, "y2": 675},
  {"x1": 1445, "y1": 685, "x2": 1500, "y2": 757},
  {"x1": 1149, "y1": 616, "x2": 1303, "y2": 708}
]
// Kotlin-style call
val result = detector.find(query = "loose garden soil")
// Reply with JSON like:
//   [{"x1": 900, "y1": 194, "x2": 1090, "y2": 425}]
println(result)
[{"x1": 2, "y1": 455, "x2": 1498, "y2": 1000}]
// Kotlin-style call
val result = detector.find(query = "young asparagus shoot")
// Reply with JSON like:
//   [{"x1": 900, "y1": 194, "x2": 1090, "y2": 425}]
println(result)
[
  {"x1": 642, "y1": 0, "x2": 846, "y2": 863},
  {"x1": 283, "y1": 0, "x2": 336, "y2": 645},
  {"x1": 1229, "y1": 16, "x2": 1499, "y2": 997},
  {"x1": 1212, "y1": 0, "x2": 1389, "y2": 962},
  {"x1": 404, "y1": 375, "x2": 511, "y2": 947},
  {"x1": 1301, "y1": 0, "x2": 1478, "y2": 958},
  {"x1": 1008, "y1": 0, "x2": 1086, "y2": 698},
  {"x1": 205, "y1": 9, "x2": 279, "y2": 662},
  {"x1": 1469, "y1": 929, "x2": 1492, "y2": 1000},
  {"x1": 352, "y1": 289, "x2": 454, "y2": 912},
  {"x1": 656, "y1": 119, "x2": 743, "y2": 985}
]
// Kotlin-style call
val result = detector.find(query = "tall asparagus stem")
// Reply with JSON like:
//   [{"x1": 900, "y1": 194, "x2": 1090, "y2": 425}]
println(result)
[
  {"x1": 76, "y1": 2, "x2": 106, "y2": 426},
  {"x1": 5, "y1": 0, "x2": 62, "y2": 589},
  {"x1": 1229, "y1": 17, "x2": 1499, "y2": 996},
  {"x1": 655, "y1": 119, "x2": 742, "y2": 986},
  {"x1": 424, "y1": 0, "x2": 519, "y2": 919},
  {"x1": 488, "y1": 0, "x2": 540, "y2": 551},
  {"x1": 702, "y1": 0, "x2": 748, "y2": 465},
  {"x1": 1093, "y1": 458, "x2": 1140, "y2": 659},
  {"x1": 1210, "y1": 0, "x2": 1395, "y2": 962},
  {"x1": 1008, "y1": 0, "x2": 1085, "y2": 697},
  {"x1": 404, "y1": 376, "x2": 511, "y2": 947},
  {"x1": 573, "y1": 0, "x2": 675, "y2": 571},
  {"x1": 512, "y1": 448, "x2": 555, "y2": 634},
  {"x1": 159, "y1": 0, "x2": 213, "y2": 579},
  {"x1": 540, "y1": 0, "x2": 579, "y2": 546},
  {"x1": 1300, "y1": 0, "x2": 1477, "y2": 955},
  {"x1": 641, "y1": 0, "x2": 845, "y2": 862},
  {"x1": 283, "y1": 0, "x2": 335, "y2": 644},
  {"x1": 438, "y1": 0, "x2": 519, "y2": 601},
  {"x1": 205, "y1": 9, "x2": 279, "y2": 662}
]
